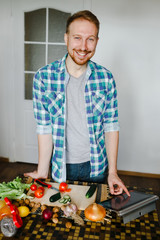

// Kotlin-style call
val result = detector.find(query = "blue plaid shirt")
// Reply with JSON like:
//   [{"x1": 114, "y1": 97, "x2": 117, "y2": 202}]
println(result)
[{"x1": 33, "y1": 54, "x2": 120, "y2": 182}]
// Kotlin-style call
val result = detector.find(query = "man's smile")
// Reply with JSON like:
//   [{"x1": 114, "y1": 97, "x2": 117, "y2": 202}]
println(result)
[{"x1": 74, "y1": 50, "x2": 91, "y2": 57}]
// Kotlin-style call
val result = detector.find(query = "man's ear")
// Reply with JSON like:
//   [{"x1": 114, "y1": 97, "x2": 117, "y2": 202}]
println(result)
[
  {"x1": 97, "y1": 37, "x2": 99, "y2": 44},
  {"x1": 64, "y1": 33, "x2": 68, "y2": 46}
]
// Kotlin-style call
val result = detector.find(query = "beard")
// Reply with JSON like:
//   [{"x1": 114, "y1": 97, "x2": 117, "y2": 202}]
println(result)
[{"x1": 68, "y1": 49, "x2": 94, "y2": 66}]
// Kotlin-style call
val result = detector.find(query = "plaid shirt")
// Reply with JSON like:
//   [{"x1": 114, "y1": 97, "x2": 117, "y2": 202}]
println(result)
[{"x1": 33, "y1": 54, "x2": 120, "y2": 182}]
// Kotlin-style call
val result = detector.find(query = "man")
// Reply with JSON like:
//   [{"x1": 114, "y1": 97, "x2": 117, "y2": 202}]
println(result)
[{"x1": 24, "y1": 10, "x2": 130, "y2": 196}]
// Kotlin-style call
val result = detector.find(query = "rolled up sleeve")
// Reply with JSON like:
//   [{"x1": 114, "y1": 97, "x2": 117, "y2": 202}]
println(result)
[
  {"x1": 33, "y1": 71, "x2": 52, "y2": 135},
  {"x1": 103, "y1": 75, "x2": 120, "y2": 132}
]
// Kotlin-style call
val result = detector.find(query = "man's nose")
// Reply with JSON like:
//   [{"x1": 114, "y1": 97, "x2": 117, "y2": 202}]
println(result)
[{"x1": 81, "y1": 39, "x2": 88, "y2": 51}]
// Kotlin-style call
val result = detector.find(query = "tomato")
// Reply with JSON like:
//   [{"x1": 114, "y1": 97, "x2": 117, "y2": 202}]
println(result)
[
  {"x1": 65, "y1": 188, "x2": 71, "y2": 192},
  {"x1": 34, "y1": 188, "x2": 44, "y2": 198},
  {"x1": 59, "y1": 182, "x2": 72, "y2": 192},
  {"x1": 59, "y1": 182, "x2": 68, "y2": 192},
  {"x1": 30, "y1": 184, "x2": 37, "y2": 191},
  {"x1": 38, "y1": 186, "x2": 45, "y2": 192}
]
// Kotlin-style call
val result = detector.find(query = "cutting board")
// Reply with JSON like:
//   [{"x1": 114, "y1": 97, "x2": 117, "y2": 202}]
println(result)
[{"x1": 28, "y1": 182, "x2": 97, "y2": 210}]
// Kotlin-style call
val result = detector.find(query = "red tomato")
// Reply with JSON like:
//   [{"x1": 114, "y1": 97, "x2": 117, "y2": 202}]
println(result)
[
  {"x1": 38, "y1": 186, "x2": 45, "y2": 192},
  {"x1": 30, "y1": 184, "x2": 37, "y2": 191},
  {"x1": 65, "y1": 188, "x2": 71, "y2": 192},
  {"x1": 34, "y1": 188, "x2": 44, "y2": 198},
  {"x1": 59, "y1": 182, "x2": 68, "y2": 192}
]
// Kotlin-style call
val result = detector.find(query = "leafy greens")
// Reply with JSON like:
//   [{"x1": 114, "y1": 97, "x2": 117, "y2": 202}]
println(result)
[{"x1": 0, "y1": 176, "x2": 32, "y2": 200}]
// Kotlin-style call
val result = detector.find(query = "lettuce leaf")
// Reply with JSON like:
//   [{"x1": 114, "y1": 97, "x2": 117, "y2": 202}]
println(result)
[{"x1": 0, "y1": 176, "x2": 32, "y2": 200}]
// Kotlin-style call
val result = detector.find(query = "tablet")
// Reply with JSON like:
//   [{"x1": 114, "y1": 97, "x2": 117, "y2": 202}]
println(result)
[
  {"x1": 99, "y1": 190, "x2": 159, "y2": 223},
  {"x1": 99, "y1": 190, "x2": 156, "y2": 211}
]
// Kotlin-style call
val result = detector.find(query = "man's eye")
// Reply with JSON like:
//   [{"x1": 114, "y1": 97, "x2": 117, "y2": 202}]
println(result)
[
  {"x1": 74, "y1": 37, "x2": 80, "y2": 40},
  {"x1": 88, "y1": 38, "x2": 94, "y2": 41}
]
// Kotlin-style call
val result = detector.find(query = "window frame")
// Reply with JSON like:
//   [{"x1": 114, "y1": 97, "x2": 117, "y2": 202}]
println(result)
[{"x1": 24, "y1": 7, "x2": 69, "y2": 100}]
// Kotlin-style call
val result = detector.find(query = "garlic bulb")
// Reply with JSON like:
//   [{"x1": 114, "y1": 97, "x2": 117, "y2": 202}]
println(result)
[{"x1": 63, "y1": 203, "x2": 78, "y2": 217}]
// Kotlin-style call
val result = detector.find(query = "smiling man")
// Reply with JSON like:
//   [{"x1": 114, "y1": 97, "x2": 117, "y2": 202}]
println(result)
[
  {"x1": 64, "y1": 18, "x2": 98, "y2": 69},
  {"x1": 24, "y1": 10, "x2": 130, "y2": 196}
]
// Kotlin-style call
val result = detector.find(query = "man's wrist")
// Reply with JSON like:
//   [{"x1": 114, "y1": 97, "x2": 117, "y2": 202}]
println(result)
[{"x1": 108, "y1": 169, "x2": 118, "y2": 175}]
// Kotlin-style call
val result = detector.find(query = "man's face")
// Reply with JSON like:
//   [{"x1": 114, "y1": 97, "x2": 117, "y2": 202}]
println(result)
[{"x1": 64, "y1": 19, "x2": 99, "y2": 66}]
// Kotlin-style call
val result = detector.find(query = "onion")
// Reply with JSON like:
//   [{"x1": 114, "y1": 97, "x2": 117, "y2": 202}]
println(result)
[
  {"x1": 84, "y1": 203, "x2": 106, "y2": 222},
  {"x1": 42, "y1": 208, "x2": 53, "y2": 220}
]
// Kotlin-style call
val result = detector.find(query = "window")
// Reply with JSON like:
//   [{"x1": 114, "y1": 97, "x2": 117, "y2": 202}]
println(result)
[{"x1": 24, "y1": 8, "x2": 71, "y2": 99}]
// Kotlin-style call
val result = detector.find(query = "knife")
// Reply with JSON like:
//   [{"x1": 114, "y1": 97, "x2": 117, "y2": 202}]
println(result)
[{"x1": 35, "y1": 179, "x2": 59, "y2": 192}]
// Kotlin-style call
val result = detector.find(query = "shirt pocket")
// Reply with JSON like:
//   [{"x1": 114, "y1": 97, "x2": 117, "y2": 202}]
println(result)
[
  {"x1": 91, "y1": 91, "x2": 106, "y2": 117},
  {"x1": 46, "y1": 92, "x2": 64, "y2": 118}
]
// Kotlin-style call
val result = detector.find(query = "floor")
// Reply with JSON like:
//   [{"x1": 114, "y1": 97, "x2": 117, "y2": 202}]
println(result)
[{"x1": 0, "y1": 159, "x2": 159, "y2": 220}]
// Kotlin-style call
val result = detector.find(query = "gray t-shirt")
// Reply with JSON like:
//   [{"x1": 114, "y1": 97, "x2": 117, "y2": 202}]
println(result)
[{"x1": 65, "y1": 71, "x2": 90, "y2": 164}]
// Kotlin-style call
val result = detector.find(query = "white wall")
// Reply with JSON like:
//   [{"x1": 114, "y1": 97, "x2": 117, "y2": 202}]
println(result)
[
  {"x1": 0, "y1": 0, "x2": 14, "y2": 159},
  {"x1": 0, "y1": 0, "x2": 160, "y2": 174},
  {"x1": 92, "y1": 0, "x2": 160, "y2": 174}
]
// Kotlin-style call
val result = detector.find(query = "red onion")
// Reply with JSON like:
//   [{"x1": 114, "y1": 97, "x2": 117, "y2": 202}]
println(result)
[{"x1": 42, "y1": 209, "x2": 53, "y2": 220}]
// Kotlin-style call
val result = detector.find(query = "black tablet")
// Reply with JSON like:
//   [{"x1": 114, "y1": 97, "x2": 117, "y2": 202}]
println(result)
[{"x1": 99, "y1": 190, "x2": 158, "y2": 212}]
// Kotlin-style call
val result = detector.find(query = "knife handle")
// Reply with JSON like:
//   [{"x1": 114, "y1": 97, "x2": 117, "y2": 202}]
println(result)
[{"x1": 35, "y1": 179, "x2": 52, "y2": 188}]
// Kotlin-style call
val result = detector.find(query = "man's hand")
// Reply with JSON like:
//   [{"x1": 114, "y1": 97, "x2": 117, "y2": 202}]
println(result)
[
  {"x1": 24, "y1": 170, "x2": 48, "y2": 179},
  {"x1": 108, "y1": 172, "x2": 130, "y2": 196}
]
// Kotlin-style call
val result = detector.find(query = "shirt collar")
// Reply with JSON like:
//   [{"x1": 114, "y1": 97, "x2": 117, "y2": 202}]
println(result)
[
  {"x1": 56, "y1": 53, "x2": 68, "y2": 73},
  {"x1": 58, "y1": 53, "x2": 94, "y2": 78}
]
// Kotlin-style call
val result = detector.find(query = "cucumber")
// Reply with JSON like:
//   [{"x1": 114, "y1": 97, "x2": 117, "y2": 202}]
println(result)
[
  {"x1": 59, "y1": 198, "x2": 66, "y2": 203},
  {"x1": 49, "y1": 192, "x2": 61, "y2": 202},
  {"x1": 63, "y1": 195, "x2": 70, "y2": 200},
  {"x1": 85, "y1": 184, "x2": 97, "y2": 198},
  {"x1": 63, "y1": 199, "x2": 69, "y2": 204},
  {"x1": 59, "y1": 194, "x2": 71, "y2": 204}
]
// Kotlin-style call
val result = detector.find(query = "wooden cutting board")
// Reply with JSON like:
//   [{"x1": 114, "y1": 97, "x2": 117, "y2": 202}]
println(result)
[{"x1": 28, "y1": 182, "x2": 97, "y2": 210}]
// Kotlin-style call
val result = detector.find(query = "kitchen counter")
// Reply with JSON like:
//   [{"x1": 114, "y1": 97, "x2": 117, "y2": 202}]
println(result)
[{"x1": 0, "y1": 180, "x2": 159, "y2": 240}]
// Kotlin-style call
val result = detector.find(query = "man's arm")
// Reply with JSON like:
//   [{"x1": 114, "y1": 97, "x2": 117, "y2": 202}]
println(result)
[
  {"x1": 105, "y1": 131, "x2": 130, "y2": 196},
  {"x1": 24, "y1": 134, "x2": 53, "y2": 179}
]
